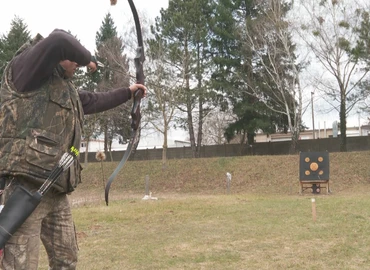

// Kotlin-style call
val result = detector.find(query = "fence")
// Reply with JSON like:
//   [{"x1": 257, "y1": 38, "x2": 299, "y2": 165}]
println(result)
[{"x1": 82, "y1": 136, "x2": 370, "y2": 163}]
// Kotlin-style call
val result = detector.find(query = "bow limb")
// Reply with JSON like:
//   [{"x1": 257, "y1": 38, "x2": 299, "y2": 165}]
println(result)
[
  {"x1": 128, "y1": 0, "x2": 145, "y2": 130},
  {"x1": 105, "y1": 0, "x2": 145, "y2": 205}
]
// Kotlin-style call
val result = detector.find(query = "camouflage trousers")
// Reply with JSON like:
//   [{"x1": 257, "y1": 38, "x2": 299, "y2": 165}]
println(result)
[{"x1": 0, "y1": 177, "x2": 78, "y2": 270}]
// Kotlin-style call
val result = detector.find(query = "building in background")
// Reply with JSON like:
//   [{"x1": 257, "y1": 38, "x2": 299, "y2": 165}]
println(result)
[
  {"x1": 255, "y1": 125, "x2": 369, "y2": 143},
  {"x1": 80, "y1": 138, "x2": 191, "y2": 153}
]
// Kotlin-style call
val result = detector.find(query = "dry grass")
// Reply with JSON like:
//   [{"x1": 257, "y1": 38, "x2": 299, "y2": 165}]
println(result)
[
  {"x1": 73, "y1": 151, "x2": 370, "y2": 197},
  {"x1": 37, "y1": 151, "x2": 370, "y2": 269}
]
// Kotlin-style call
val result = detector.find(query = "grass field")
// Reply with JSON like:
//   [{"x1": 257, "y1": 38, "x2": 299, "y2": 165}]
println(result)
[{"x1": 38, "y1": 151, "x2": 370, "y2": 269}]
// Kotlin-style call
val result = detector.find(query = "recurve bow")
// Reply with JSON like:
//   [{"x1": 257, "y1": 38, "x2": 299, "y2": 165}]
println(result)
[{"x1": 105, "y1": 0, "x2": 145, "y2": 205}]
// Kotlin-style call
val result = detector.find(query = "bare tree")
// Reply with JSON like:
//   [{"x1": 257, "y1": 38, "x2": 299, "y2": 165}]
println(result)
[
  {"x1": 121, "y1": 11, "x2": 186, "y2": 166},
  {"x1": 200, "y1": 109, "x2": 235, "y2": 145},
  {"x1": 296, "y1": 0, "x2": 369, "y2": 151},
  {"x1": 241, "y1": 0, "x2": 304, "y2": 152},
  {"x1": 146, "y1": 36, "x2": 183, "y2": 166},
  {"x1": 96, "y1": 36, "x2": 131, "y2": 160}
]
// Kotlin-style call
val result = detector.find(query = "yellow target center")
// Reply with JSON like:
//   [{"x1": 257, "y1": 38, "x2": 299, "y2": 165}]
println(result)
[{"x1": 310, "y1": 162, "x2": 319, "y2": 171}]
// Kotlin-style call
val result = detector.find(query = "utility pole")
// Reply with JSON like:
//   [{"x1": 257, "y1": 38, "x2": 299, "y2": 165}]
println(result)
[{"x1": 311, "y1": 92, "x2": 315, "y2": 139}]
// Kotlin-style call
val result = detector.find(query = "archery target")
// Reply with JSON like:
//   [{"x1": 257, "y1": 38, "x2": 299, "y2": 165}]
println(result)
[{"x1": 299, "y1": 152, "x2": 329, "y2": 181}]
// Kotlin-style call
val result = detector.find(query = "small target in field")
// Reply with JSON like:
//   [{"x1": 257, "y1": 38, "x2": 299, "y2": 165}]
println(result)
[
  {"x1": 299, "y1": 152, "x2": 329, "y2": 181},
  {"x1": 299, "y1": 152, "x2": 330, "y2": 195}
]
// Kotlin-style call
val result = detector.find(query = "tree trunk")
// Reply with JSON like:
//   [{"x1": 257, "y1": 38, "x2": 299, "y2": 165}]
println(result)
[
  {"x1": 196, "y1": 95, "x2": 204, "y2": 158},
  {"x1": 104, "y1": 124, "x2": 108, "y2": 156},
  {"x1": 108, "y1": 140, "x2": 113, "y2": 162},
  {"x1": 162, "y1": 131, "x2": 168, "y2": 169},
  {"x1": 84, "y1": 137, "x2": 90, "y2": 166},
  {"x1": 290, "y1": 129, "x2": 299, "y2": 154},
  {"x1": 184, "y1": 37, "x2": 196, "y2": 158},
  {"x1": 340, "y1": 92, "x2": 347, "y2": 152},
  {"x1": 195, "y1": 42, "x2": 204, "y2": 158}
]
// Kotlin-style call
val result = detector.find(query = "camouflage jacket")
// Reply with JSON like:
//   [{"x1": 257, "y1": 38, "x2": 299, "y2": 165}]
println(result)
[{"x1": 0, "y1": 42, "x2": 84, "y2": 193}]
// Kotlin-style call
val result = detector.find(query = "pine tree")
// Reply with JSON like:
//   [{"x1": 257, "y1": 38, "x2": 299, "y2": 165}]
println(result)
[
  {"x1": 151, "y1": 0, "x2": 214, "y2": 157},
  {"x1": 353, "y1": 10, "x2": 370, "y2": 117},
  {"x1": 95, "y1": 13, "x2": 131, "y2": 158},
  {"x1": 210, "y1": 0, "x2": 302, "y2": 151},
  {"x1": 96, "y1": 13, "x2": 118, "y2": 49},
  {"x1": 0, "y1": 16, "x2": 31, "y2": 79}
]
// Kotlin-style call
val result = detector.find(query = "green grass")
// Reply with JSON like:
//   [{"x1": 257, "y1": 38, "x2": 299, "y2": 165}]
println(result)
[{"x1": 38, "y1": 151, "x2": 370, "y2": 269}]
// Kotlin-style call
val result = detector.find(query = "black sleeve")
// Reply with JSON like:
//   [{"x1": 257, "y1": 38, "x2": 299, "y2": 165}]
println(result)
[
  {"x1": 79, "y1": 88, "x2": 132, "y2": 115},
  {"x1": 12, "y1": 29, "x2": 92, "y2": 92}
]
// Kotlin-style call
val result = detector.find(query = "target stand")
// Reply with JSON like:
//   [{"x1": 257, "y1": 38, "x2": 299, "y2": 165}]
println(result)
[{"x1": 299, "y1": 152, "x2": 330, "y2": 195}]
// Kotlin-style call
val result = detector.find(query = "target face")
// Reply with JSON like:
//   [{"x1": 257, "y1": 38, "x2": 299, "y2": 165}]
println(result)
[{"x1": 299, "y1": 152, "x2": 329, "y2": 181}]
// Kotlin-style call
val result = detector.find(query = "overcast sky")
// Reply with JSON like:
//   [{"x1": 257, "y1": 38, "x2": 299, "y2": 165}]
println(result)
[
  {"x1": 0, "y1": 0, "x2": 168, "y2": 52},
  {"x1": 0, "y1": 0, "x2": 184, "y2": 145},
  {"x1": 0, "y1": 0, "x2": 366, "y2": 135}
]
